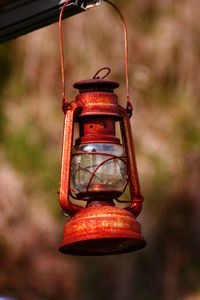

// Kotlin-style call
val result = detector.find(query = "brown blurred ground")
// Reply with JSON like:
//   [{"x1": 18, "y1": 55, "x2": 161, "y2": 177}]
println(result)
[{"x1": 0, "y1": 0, "x2": 200, "y2": 299}]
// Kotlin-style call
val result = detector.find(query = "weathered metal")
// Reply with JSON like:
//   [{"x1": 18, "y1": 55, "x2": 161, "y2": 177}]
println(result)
[
  {"x1": 58, "y1": 78, "x2": 146, "y2": 255},
  {"x1": 59, "y1": 201, "x2": 146, "y2": 255},
  {"x1": 58, "y1": 1, "x2": 146, "y2": 255}
]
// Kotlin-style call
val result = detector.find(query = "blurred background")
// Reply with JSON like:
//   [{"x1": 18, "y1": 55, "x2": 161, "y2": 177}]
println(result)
[{"x1": 0, "y1": 0, "x2": 200, "y2": 299}]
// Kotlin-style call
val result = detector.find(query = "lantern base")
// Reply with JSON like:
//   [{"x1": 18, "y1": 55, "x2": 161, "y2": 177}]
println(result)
[{"x1": 59, "y1": 201, "x2": 146, "y2": 256}]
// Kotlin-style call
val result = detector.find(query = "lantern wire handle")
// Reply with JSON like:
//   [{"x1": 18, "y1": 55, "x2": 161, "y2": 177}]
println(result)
[
  {"x1": 103, "y1": 0, "x2": 132, "y2": 115},
  {"x1": 59, "y1": 0, "x2": 132, "y2": 114},
  {"x1": 59, "y1": 0, "x2": 71, "y2": 107}
]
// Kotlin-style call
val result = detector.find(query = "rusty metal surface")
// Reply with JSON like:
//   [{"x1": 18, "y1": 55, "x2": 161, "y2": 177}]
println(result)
[
  {"x1": 76, "y1": 116, "x2": 120, "y2": 144},
  {"x1": 59, "y1": 79, "x2": 144, "y2": 219},
  {"x1": 59, "y1": 101, "x2": 83, "y2": 216},
  {"x1": 58, "y1": 1, "x2": 146, "y2": 255},
  {"x1": 76, "y1": 91, "x2": 121, "y2": 118},
  {"x1": 119, "y1": 106, "x2": 144, "y2": 216},
  {"x1": 58, "y1": 78, "x2": 145, "y2": 254},
  {"x1": 59, "y1": 201, "x2": 146, "y2": 255}
]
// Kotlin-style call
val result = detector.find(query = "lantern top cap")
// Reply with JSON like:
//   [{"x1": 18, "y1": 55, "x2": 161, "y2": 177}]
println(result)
[{"x1": 73, "y1": 79, "x2": 119, "y2": 93}]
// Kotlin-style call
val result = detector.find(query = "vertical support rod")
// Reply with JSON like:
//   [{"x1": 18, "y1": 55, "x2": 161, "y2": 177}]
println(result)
[
  {"x1": 59, "y1": 102, "x2": 82, "y2": 215},
  {"x1": 120, "y1": 107, "x2": 143, "y2": 216}
]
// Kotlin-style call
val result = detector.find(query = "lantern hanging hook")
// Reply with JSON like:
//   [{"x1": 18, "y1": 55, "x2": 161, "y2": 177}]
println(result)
[
  {"x1": 93, "y1": 67, "x2": 111, "y2": 79},
  {"x1": 59, "y1": 0, "x2": 133, "y2": 116}
]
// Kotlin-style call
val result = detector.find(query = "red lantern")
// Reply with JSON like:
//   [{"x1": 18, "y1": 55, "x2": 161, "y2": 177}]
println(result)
[{"x1": 58, "y1": 0, "x2": 146, "y2": 255}]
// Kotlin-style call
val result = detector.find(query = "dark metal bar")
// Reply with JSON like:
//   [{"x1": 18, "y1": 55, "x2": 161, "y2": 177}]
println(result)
[{"x1": 0, "y1": 0, "x2": 100, "y2": 44}]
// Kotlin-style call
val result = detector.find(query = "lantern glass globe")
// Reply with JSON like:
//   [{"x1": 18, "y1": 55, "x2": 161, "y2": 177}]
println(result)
[{"x1": 71, "y1": 143, "x2": 127, "y2": 196}]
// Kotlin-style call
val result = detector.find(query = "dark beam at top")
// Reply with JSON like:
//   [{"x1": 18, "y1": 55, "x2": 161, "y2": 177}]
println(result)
[{"x1": 0, "y1": 0, "x2": 101, "y2": 44}]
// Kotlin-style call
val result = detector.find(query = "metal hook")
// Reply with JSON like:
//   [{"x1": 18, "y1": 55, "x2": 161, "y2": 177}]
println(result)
[{"x1": 93, "y1": 67, "x2": 111, "y2": 80}]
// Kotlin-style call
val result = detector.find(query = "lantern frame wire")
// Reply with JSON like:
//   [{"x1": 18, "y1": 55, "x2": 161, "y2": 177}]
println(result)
[
  {"x1": 70, "y1": 151, "x2": 143, "y2": 205},
  {"x1": 72, "y1": 152, "x2": 127, "y2": 192}
]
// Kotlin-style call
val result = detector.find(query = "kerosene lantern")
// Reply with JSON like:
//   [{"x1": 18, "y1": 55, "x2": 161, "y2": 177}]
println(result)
[{"x1": 58, "y1": 0, "x2": 146, "y2": 255}]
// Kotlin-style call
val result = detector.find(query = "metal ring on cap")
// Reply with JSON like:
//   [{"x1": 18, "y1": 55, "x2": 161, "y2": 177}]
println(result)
[{"x1": 93, "y1": 67, "x2": 111, "y2": 79}]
